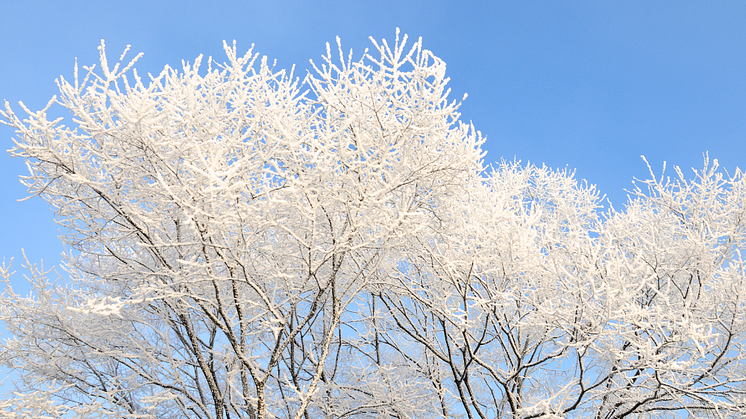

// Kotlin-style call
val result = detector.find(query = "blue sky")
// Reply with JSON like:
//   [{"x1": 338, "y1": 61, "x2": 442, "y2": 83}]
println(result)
[{"x1": 1, "y1": 1, "x2": 745, "y2": 274}]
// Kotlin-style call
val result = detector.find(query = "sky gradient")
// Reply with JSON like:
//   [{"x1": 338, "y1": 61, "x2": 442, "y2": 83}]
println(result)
[{"x1": 1, "y1": 1, "x2": 745, "y2": 285}]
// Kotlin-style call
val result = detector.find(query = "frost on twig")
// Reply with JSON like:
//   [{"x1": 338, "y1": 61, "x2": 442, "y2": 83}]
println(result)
[{"x1": 1, "y1": 32, "x2": 745, "y2": 419}]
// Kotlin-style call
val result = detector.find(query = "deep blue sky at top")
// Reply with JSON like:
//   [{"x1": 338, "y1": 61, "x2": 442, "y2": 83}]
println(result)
[{"x1": 1, "y1": 1, "x2": 745, "y2": 269}]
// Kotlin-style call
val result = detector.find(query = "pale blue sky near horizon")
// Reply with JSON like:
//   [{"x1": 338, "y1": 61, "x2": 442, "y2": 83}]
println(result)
[{"x1": 1, "y1": 1, "x2": 746, "y2": 276}]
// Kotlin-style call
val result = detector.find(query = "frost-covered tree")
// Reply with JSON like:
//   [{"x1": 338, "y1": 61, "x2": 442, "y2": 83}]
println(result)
[{"x1": 1, "y1": 32, "x2": 745, "y2": 419}]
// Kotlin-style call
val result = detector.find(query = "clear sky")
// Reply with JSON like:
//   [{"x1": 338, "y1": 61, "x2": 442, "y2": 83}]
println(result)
[{"x1": 1, "y1": 1, "x2": 746, "y2": 278}]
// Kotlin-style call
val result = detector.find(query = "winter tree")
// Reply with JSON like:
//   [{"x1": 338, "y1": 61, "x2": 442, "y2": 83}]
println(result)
[{"x1": 1, "y1": 32, "x2": 745, "y2": 418}]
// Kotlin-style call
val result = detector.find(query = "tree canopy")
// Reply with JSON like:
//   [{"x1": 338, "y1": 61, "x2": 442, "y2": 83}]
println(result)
[{"x1": 1, "y1": 33, "x2": 745, "y2": 418}]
